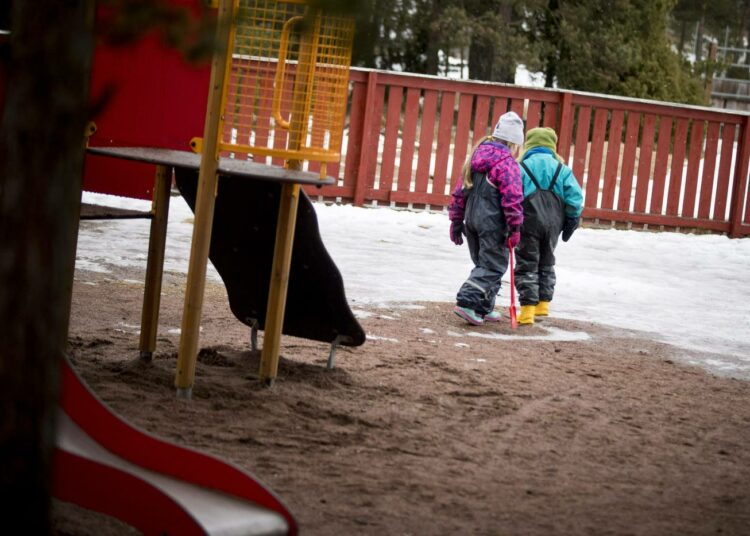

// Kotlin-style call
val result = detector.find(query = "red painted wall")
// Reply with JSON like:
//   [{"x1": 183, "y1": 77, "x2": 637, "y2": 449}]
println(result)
[{"x1": 84, "y1": 8, "x2": 210, "y2": 200}]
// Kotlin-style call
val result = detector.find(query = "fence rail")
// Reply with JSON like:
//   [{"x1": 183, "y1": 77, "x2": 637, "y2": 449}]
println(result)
[{"x1": 287, "y1": 67, "x2": 750, "y2": 237}]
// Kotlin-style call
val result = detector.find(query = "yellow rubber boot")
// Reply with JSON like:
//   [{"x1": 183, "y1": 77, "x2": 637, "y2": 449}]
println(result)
[
  {"x1": 535, "y1": 301, "x2": 550, "y2": 317},
  {"x1": 518, "y1": 305, "x2": 536, "y2": 325}
]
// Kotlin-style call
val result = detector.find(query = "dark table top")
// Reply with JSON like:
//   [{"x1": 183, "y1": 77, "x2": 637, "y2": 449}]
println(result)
[{"x1": 87, "y1": 146, "x2": 335, "y2": 186}]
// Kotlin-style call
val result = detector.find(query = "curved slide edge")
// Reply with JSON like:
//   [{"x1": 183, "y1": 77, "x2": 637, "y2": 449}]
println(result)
[{"x1": 52, "y1": 357, "x2": 298, "y2": 535}]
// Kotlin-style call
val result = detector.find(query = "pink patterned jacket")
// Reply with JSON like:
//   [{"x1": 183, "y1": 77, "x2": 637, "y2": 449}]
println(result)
[{"x1": 448, "y1": 140, "x2": 524, "y2": 233}]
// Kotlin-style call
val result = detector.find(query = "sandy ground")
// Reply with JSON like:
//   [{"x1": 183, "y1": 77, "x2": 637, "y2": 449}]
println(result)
[{"x1": 54, "y1": 265, "x2": 750, "y2": 536}]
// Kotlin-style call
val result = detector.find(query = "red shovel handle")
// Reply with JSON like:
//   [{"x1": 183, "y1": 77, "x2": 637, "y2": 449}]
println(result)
[{"x1": 508, "y1": 239, "x2": 518, "y2": 330}]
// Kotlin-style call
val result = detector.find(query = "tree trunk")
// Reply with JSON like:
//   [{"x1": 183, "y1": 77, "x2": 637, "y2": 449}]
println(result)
[
  {"x1": 695, "y1": 18, "x2": 704, "y2": 62},
  {"x1": 468, "y1": 36, "x2": 495, "y2": 81},
  {"x1": 543, "y1": 0, "x2": 559, "y2": 88},
  {"x1": 424, "y1": 0, "x2": 444, "y2": 75},
  {"x1": 0, "y1": 1, "x2": 94, "y2": 531},
  {"x1": 678, "y1": 20, "x2": 687, "y2": 54}
]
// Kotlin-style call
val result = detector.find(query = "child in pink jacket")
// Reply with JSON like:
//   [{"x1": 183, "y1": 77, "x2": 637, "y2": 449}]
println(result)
[{"x1": 448, "y1": 111, "x2": 525, "y2": 326}]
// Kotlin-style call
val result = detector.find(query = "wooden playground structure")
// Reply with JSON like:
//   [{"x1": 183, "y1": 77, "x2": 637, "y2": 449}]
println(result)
[{"x1": 90, "y1": 0, "x2": 357, "y2": 397}]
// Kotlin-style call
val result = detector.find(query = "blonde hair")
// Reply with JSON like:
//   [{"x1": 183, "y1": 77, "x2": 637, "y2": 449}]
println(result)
[{"x1": 461, "y1": 136, "x2": 522, "y2": 188}]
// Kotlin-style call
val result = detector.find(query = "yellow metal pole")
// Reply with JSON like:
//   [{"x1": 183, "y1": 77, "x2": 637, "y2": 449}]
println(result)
[
  {"x1": 139, "y1": 164, "x2": 172, "y2": 360},
  {"x1": 175, "y1": 0, "x2": 234, "y2": 398},
  {"x1": 258, "y1": 9, "x2": 321, "y2": 384}
]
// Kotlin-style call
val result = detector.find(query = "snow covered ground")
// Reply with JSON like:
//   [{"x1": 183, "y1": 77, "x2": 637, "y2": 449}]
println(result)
[{"x1": 78, "y1": 191, "x2": 750, "y2": 380}]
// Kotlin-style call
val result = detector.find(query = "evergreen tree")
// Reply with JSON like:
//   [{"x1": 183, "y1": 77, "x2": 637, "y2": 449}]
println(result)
[{"x1": 550, "y1": 0, "x2": 706, "y2": 103}]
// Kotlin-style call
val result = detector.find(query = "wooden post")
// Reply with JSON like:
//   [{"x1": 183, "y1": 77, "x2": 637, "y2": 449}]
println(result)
[
  {"x1": 138, "y1": 164, "x2": 172, "y2": 360},
  {"x1": 258, "y1": 9, "x2": 320, "y2": 384},
  {"x1": 728, "y1": 115, "x2": 750, "y2": 238},
  {"x1": 175, "y1": 0, "x2": 233, "y2": 398},
  {"x1": 557, "y1": 91, "x2": 575, "y2": 163},
  {"x1": 352, "y1": 70, "x2": 378, "y2": 207},
  {"x1": 258, "y1": 183, "x2": 300, "y2": 383}
]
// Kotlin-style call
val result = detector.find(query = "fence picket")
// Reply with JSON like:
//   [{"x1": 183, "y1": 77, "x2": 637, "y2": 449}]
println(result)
[
  {"x1": 378, "y1": 85, "x2": 403, "y2": 197},
  {"x1": 601, "y1": 110, "x2": 624, "y2": 210},
  {"x1": 650, "y1": 116, "x2": 673, "y2": 214},
  {"x1": 414, "y1": 90, "x2": 439, "y2": 199},
  {"x1": 634, "y1": 114, "x2": 656, "y2": 213},
  {"x1": 572, "y1": 106, "x2": 592, "y2": 183},
  {"x1": 714, "y1": 123, "x2": 737, "y2": 221},
  {"x1": 666, "y1": 119, "x2": 689, "y2": 216},
  {"x1": 682, "y1": 120, "x2": 706, "y2": 218},
  {"x1": 432, "y1": 91, "x2": 456, "y2": 200},
  {"x1": 450, "y1": 93, "x2": 474, "y2": 191},
  {"x1": 396, "y1": 87, "x2": 421, "y2": 199},
  {"x1": 698, "y1": 122, "x2": 721, "y2": 219},
  {"x1": 584, "y1": 108, "x2": 608, "y2": 211}
]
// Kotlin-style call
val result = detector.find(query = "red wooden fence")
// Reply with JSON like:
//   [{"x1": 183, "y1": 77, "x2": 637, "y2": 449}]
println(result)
[
  {"x1": 6, "y1": 31, "x2": 743, "y2": 237},
  {"x1": 301, "y1": 68, "x2": 750, "y2": 238}
]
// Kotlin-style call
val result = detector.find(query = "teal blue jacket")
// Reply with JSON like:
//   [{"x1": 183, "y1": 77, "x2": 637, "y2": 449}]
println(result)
[{"x1": 519, "y1": 150, "x2": 583, "y2": 218}]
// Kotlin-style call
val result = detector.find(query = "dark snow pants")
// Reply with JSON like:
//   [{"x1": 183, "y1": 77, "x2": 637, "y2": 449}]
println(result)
[
  {"x1": 515, "y1": 163, "x2": 566, "y2": 306},
  {"x1": 515, "y1": 229, "x2": 559, "y2": 306},
  {"x1": 456, "y1": 227, "x2": 510, "y2": 315},
  {"x1": 455, "y1": 172, "x2": 510, "y2": 316}
]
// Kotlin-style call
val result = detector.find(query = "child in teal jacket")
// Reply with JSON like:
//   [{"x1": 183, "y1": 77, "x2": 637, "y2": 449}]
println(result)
[{"x1": 515, "y1": 127, "x2": 583, "y2": 325}]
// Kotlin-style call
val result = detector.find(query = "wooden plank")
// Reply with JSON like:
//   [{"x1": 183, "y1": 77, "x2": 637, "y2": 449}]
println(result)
[
  {"x1": 222, "y1": 67, "x2": 240, "y2": 149},
  {"x1": 650, "y1": 116, "x2": 673, "y2": 214},
  {"x1": 258, "y1": 183, "x2": 300, "y2": 383},
  {"x1": 697, "y1": 121, "x2": 720, "y2": 219},
  {"x1": 253, "y1": 76, "x2": 274, "y2": 164},
  {"x1": 543, "y1": 102, "x2": 559, "y2": 128},
  {"x1": 342, "y1": 81, "x2": 367, "y2": 189},
  {"x1": 570, "y1": 92, "x2": 746, "y2": 123},
  {"x1": 359, "y1": 68, "x2": 560, "y2": 102},
  {"x1": 666, "y1": 118, "x2": 689, "y2": 216},
  {"x1": 601, "y1": 110, "x2": 624, "y2": 209},
  {"x1": 354, "y1": 72, "x2": 383, "y2": 205},
  {"x1": 714, "y1": 123, "x2": 737, "y2": 221},
  {"x1": 557, "y1": 92, "x2": 574, "y2": 162},
  {"x1": 634, "y1": 114, "x2": 657, "y2": 213},
  {"x1": 432, "y1": 91, "x2": 456, "y2": 197},
  {"x1": 729, "y1": 115, "x2": 750, "y2": 236},
  {"x1": 366, "y1": 83, "x2": 387, "y2": 192},
  {"x1": 450, "y1": 94, "x2": 474, "y2": 191},
  {"x1": 682, "y1": 120, "x2": 705, "y2": 218},
  {"x1": 378, "y1": 85, "x2": 404, "y2": 197},
  {"x1": 509, "y1": 98, "x2": 524, "y2": 118},
  {"x1": 583, "y1": 207, "x2": 731, "y2": 233},
  {"x1": 396, "y1": 87, "x2": 422, "y2": 194},
  {"x1": 175, "y1": 0, "x2": 233, "y2": 396},
  {"x1": 86, "y1": 147, "x2": 334, "y2": 185},
  {"x1": 526, "y1": 100, "x2": 542, "y2": 129},
  {"x1": 572, "y1": 106, "x2": 592, "y2": 183},
  {"x1": 138, "y1": 165, "x2": 171, "y2": 360},
  {"x1": 233, "y1": 68, "x2": 253, "y2": 161},
  {"x1": 472, "y1": 95, "x2": 491, "y2": 145},
  {"x1": 302, "y1": 184, "x2": 353, "y2": 200},
  {"x1": 492, "y1": 97, "x2": 508, "y2": 121},
  {"x1": 414, "y1": 89, "x2": 439, "y2": 195},
  {"x1": 617, "y1": 111, "x2": 641, "y2": 212},
  {"x1": 584, "y1": 108, "x2": 608, "y2": 209},
  {"x1": 389, "y1": 190, "x2": 451, "y2": 207}
]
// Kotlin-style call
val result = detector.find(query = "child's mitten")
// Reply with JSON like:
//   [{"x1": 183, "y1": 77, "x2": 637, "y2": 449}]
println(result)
[
  {"x1": 450, "y1": 221, "x2": 464, "y2": 245},
  {"x1": 507, "y1": 231, "x2": 520, "y2": 249},
  {"x1": 562, "y1": 216, "x2": 579, "y2": 242}
]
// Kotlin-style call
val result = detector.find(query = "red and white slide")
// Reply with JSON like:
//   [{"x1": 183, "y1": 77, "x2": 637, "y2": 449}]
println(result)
[{"x1": 53, "y1": 357, "x2": 297, "y2": 535}]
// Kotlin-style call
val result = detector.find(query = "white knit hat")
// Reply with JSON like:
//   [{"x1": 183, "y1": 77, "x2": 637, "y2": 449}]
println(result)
[{"x1": 492, "y1": 111, "x2": 525, "y2": 146}]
